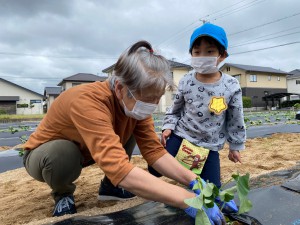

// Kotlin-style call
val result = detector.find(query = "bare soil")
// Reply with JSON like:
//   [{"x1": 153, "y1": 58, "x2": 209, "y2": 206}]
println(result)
[{"x1": 0, "y1": 133, "x2": 299, "y2": 225}]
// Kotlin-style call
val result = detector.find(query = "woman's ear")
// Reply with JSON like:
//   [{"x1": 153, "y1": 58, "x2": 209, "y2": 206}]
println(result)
[{"x1": 114, "y1": 80, "x2": 124, "y2": 99}]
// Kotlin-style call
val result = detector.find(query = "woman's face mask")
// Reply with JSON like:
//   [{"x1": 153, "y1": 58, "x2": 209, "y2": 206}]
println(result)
[
  {"x1": 122, "y1": 89, "x2": 158, "y2": 120},
  {"x1": 191, "y1": 56, "x2": 220, "y2": 74}
]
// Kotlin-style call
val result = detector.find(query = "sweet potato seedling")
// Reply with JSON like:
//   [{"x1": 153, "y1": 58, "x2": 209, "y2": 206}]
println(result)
[{"x1": 184, "y1": 173, "x2": 252, "y2": 225}]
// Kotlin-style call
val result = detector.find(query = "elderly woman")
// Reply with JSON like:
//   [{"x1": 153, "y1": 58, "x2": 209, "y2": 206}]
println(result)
[{"x1": 23, "y1": 41, "x2": 225, "y2": 225}]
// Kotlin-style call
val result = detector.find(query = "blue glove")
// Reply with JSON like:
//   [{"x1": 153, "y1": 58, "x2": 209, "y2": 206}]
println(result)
[
  {"x1": 215, "y1": 197, "x2": 238, "y2": 214},
  {"x1": 203, "y1": 204, "x2": 226, "y2": 225},
  {"x1": 189, "y1": 179, "x2": 238, "y2": 214},
  {"x1": 184, "y1": 204, "x2": 225, "y2": 225},
  {"x1": 189, "y1": 179, "x2": 203, "y2": 195}
]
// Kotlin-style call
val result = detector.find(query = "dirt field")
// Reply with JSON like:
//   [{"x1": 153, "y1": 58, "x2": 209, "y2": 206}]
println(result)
[{"x1": 0, "y1": 133, "x2": 300, "y2": 225}]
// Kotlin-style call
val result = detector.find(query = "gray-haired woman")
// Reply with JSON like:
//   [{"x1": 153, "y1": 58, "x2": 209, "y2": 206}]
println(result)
[{"x1": 23, "y1": 40, "x2": 225, "y2": 225}]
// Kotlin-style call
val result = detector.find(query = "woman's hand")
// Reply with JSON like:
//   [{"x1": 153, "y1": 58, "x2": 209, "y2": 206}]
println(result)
[{"x1": 161, "y1": 129, "x2": 172, "y2": 147}]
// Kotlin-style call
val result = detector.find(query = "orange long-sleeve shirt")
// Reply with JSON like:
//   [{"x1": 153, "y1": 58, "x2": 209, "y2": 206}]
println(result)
[{"x1": 24, "y1": 80, "x2": 167, "y2": 186}]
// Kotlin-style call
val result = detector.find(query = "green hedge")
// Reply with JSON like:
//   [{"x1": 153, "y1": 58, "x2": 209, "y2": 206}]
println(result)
[
  {"x1": 281, "y1": 100, "x2": 300, "y2": 108},
  {"x1": 17, "y1": 103, "x2": 29, "y2": 108},
  {"x1": 0, "y1": 109, "x2": 7, "y2": 115},
  {"x1": 242, "y1": 96, "x2": 252, "y2": 108},
  {"x1": 294, "y1": 103, "x2": 300, "y2": 109}
]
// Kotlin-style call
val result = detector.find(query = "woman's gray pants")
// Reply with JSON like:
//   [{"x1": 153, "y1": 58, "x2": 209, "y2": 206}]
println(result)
[{"x1": 23, "y1": 136, "x2": 136, "y2": 202}]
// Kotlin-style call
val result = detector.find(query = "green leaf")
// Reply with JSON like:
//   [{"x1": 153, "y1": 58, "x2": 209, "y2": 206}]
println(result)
[
  {"x1": 204, "y1": 198, "x2": 215, "y2": 208},
  {"x1": 195, "y1": 177, "x2": 205, "y2": 190},
  {"x1": 239, "y1": 198, "x2": 253, "y2": 214},
  {"x1": 232, "y1": 173, "x2": 253, "y2": 214},
  {"x1": 202, "y1": 182, "x2": 214, "y2": 197},
  {"x1": 184, "y1": 194, "x2": 203, "y2": 210},
  {"x1": 18, "y1": 150, "x2": 24, "y2": 157},
  {"x1": 219, "y1": 186, "x2": 236, "y2": 202},
  {"x1": 195, "y1": 209, "x2": 211, "y2": 225}
]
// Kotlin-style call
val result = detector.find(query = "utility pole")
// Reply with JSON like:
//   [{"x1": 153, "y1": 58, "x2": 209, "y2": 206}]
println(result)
[{"x1": 199, "y1": 19, "x2": 209, "y2": 24}]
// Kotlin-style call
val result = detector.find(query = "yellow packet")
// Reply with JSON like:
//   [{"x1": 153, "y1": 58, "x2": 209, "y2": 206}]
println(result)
[{"x1": 175, "y1": 139, "x2": 209, "y2": 175}]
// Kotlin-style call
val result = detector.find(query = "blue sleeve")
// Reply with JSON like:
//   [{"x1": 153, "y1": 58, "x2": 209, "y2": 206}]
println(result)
[
  {"x1": 162, "y1": 79, "x2": 185, "y2": 131},
  {"x1": 225, "y1": 88, "x2": 246, "y2": 151}
]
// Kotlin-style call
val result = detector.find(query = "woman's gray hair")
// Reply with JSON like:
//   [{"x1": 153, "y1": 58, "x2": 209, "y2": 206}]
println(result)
[{"x1": 109, "y1": 40, "x2": 175, "y2": 95}]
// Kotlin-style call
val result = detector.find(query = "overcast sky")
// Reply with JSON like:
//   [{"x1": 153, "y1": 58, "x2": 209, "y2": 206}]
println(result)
[{"x1": 0, "y1": 0, "x2": 299, "y2": 94}]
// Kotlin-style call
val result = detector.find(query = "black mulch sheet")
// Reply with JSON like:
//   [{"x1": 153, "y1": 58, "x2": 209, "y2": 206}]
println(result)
[{"x1": 49, "y1": 164, "x2": 300, "y2": 225}]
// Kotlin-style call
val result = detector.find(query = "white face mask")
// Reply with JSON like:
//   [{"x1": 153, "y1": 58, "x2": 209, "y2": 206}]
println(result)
[
  {"x1": 122, "y1": 89, "x2": 158, "y2": 120},
  {"x1": 191, "y1": 56, "x2": 220, "y2": 74}
]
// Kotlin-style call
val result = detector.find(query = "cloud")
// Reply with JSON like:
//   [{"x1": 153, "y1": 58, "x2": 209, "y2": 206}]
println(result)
[{"x1": 0, "y1": 0, "x2": 299, "y2": 94}]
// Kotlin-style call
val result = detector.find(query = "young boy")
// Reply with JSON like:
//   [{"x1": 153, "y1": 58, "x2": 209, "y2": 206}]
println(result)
[{"x1": 149, "y1": 23, "x2": 246, "y2": 214}]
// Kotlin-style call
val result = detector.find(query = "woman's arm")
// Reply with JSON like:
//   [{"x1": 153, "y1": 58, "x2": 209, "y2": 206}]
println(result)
[{"x1": 118, "y1": 165, "x2": 196, "y2": 209}]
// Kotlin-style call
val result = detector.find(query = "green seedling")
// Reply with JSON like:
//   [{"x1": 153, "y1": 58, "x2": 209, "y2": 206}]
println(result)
[
  {"x1": 6, "y1": 126, "x2": 29, "y2": 157},
  {"x1": 8, "y1": 126, "x2": 19, "y2": 134},
  {"x1": 243, "y1": 117, "x2": 250, "y2": 123},
  {"x1": 17, "y1": 134, "x2": 28, "y2": 157},
  {"x1": 184, "y1": 173, "x2": 252, "y2": 225}
]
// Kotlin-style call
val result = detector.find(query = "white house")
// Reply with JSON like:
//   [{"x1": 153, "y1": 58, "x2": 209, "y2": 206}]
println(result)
[
  {"x1": 0, "y1": 78, "x2": 44, "y2": 115},
  {"x1": 287, "y1": 69, "x2": 300, "y2": 100}
]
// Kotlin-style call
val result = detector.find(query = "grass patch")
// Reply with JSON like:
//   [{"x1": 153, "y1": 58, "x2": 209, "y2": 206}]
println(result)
[{"x1": 0, "y1": 114, "x2": 44, "y2": 122}]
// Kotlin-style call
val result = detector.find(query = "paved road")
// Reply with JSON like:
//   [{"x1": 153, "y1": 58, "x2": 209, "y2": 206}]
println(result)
[
  {"x1": 246, "y1": 124, "x2": 300, "y2": 138},
  {"x1": 1, "y1": 122, "x2": 299, "y2": 173}
]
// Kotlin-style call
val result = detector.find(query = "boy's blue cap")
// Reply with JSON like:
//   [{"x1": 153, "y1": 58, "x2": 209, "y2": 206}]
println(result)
[{"x1": 189, "y1": 23, "x2": 228, "y2": 56}]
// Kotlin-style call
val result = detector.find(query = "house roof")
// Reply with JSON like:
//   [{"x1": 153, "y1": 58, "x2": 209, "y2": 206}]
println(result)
[
  {"x1": 287, "y1": 69, "x2": 300, "y2": 79},
  {"x1": 102, "y1": 60, "x2": 192, "y2": 73},
  {"x1": 44, "y1": 87, "x2": 62, "y2": 96},
  {"x1": 0, "y1": 77, "x2": 43, "y2": 97},
  {"x1": 222, "y1": 63, "x2": 289, "y2": 75},
  {"x1": 57, "y1": 73, "x2": 108, "y2": 86},
  {"x1": 0, "y1": 96, "x2": 20, "y2": 101},
  {"x1": 168, "y1": 60, "x2": 192, "y2": 69}
]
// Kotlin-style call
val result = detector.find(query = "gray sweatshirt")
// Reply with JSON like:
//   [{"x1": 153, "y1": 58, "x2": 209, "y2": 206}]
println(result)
[{"x1": 162, "y1": 71, "x2": 246, "y2": 151}]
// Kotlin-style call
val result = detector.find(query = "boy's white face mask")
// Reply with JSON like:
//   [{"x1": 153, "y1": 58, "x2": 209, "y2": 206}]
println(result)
[
  {"x1": 122, "y1": 89, "x2": 158, "y2": 120},
  {"x1": 191, "y1": 56, "x2": 220, "y2": 74}
]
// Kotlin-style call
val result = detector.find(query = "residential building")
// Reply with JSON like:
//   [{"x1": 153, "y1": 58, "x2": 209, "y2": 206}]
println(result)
[
  {"x1": 44, "y1": 73, "x2": 108, "y2": 111},
  {"x1": 102, "y1": 60, "x2": 192, "y2": 112},
  {"x1": 44, "y1": 87, "x2": 62, "y2": 112},
  {"x1": 0, "y1": 78, "x2": 43, "y2": 114},
  {"x1": 57, "y1": 73, "x2": 107, "y2": 91},
  {"x1": 287, "y1": 69, "x2": 300, "y2": 100},
  {"x1": 220, "y1": 63, "x2": 289, "y2": 108}
]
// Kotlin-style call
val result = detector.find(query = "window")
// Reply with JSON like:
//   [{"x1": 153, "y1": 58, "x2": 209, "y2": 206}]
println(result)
[
  {"x1": 171, "y1": 72, "x2": 174, "y2": 80},
  {"x1": 250, "y1": 74, "x2": 257, "y2": 82},
  {"x1": 277, "y1": 76, "x2": 280, "y2": 81},
  {"x1": 72, "y1": 83, "x2": 81, "y2": 87},
  {"x1": 226, "y1": 67, "x2": 230, "y2": 72},
  {"x1": 296, "y1": 80, "x2": 300, "y2": 84},
  {"x1": 30, "y1": 100, "x2": 42, "y2": 104},
  {"x1": 268, "y1": 75, "x2": 272, "y2": 81},
  {"x1": 233, "y1": 75, "x2": 241, "y2": 83}
]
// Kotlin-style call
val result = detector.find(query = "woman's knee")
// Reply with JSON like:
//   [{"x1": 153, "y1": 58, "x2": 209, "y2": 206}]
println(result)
[{"x1": 26, "y1": 140, "x2": 83, "y2": 185}]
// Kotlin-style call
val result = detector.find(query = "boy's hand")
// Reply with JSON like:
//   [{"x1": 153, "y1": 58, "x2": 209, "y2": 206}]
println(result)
[
  {"x1": 228, "y1": 150, "x2": 242, "y2": 163},
  {"x1": 161, "y1": 129, "x2": 172, "y2": 147}
]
